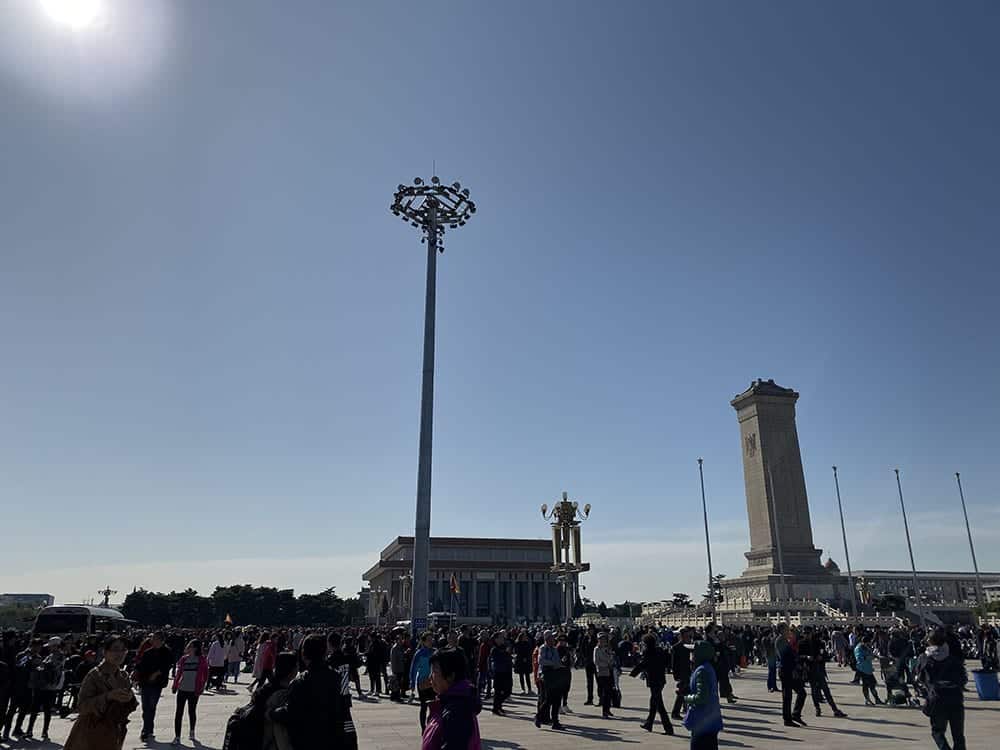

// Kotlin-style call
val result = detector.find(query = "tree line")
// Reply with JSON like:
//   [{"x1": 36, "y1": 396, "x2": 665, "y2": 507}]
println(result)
[{"x1": 121, "y1": 585, "x2": 364, "y2": 628}]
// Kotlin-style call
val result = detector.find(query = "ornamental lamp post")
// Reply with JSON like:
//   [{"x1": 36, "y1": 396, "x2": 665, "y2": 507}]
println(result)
[{"x1": 541, "y1": 492, "x2": 591, "y2": 623}]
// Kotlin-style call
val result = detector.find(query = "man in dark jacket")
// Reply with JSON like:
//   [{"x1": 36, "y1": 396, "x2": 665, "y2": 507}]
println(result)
[
  {"x1": 917, "y1": 629, "x2": 967, "y2": 750},
  {"x1": 365, "y1": 634, "x2": 386, "y2": 696},
  {"x1": 630, "y1": 633, "x2": 673, "y2": 735},
  {"x1": 488, "y1": 632, "x2": 513, "y2": 715},
  {"x1": 776, "y1": 623, "x2": 807, "y2": 727},
  {"x1": 798, "y1": 629, "x2": 847, "y2": 718},
  {"x1": 273, "y1": 634, "x2": 356, "y2": 750},
  {"x1": 669, "y1": 628, "x2": 694, "y2": 720},
  {"x1": 135, "y1": 632, "x2": 173, "y2": 741}
]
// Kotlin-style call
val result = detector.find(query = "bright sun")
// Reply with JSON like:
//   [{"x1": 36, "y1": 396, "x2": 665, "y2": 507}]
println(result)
[{"x1": 41, "y1": 0, "x2": 103, "y2": 29}]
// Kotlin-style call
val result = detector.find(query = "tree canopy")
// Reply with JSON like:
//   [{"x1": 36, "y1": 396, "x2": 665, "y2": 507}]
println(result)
[{"x1": 121, "y1": 585, "x2": 363, "y2": 627}]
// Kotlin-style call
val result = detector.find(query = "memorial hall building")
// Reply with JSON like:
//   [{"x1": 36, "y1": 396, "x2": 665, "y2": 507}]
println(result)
[{"x1": 363, "y1": 536, "x2": 568, "y2": 623}]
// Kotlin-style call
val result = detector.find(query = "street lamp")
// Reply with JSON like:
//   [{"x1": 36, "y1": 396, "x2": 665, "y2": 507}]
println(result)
[
  {"x1": 391, "y1": 177, "x2": 476, "y2": 637},
  {"x1": 399, "y1": 571, "x2": 414, "y2": 619},
  {"x1": 541, "y1": 492, "x2": 591, "y2": 623}
]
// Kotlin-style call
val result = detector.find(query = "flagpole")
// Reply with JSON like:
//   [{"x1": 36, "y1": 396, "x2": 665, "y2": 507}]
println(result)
[
  {"x1": 697, "y1": 459, "x2": 716, "y2": 625},
  {"x1": 832, "y1": 466, "x2": 858, "y2": 621},
  {"x1": 894, "y1": 469, "x2": 925, "y2": 628},
  {"x1": 955, "y1": 473, "x2": 984, "y2": 613}
]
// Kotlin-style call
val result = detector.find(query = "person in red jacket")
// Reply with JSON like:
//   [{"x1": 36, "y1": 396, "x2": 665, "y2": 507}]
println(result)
[{"x1": 171, "y1": 640, "x2": 208, "y2": 745}]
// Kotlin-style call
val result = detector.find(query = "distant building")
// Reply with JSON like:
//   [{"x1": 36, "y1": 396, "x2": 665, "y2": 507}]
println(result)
[
  {"x1": 853, "y1": 570, "x2": 1000, "y2": 605},
  {"x1": 363, "y1": 536, "x2": 567, "y2": 623},
  {"x1": 0, "y1": 593, "x2": 54, "y2": 608},
  {"x1": 985, "y1": 583, "x2": 1000, "y2": 604}
]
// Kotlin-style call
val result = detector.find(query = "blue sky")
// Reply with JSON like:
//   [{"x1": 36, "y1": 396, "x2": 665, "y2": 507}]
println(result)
[{"x1": 1, "y1": 1, "x2": 998, "y2": 606}]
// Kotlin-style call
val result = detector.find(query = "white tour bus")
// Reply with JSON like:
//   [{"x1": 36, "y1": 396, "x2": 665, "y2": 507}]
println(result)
[{"x1": 32, "y1": 605, "x2": 134, "y2": 637}]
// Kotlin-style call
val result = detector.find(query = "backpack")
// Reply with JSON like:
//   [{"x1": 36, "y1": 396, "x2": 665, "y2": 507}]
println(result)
[{"x1": 222, "y1": 697, "x2": 267, "y2": 750}]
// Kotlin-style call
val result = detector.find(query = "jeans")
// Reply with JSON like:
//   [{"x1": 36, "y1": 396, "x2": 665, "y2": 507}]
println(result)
[
  {"x1": 140, "y1": 685, "x2": 162, "y2": 737},
  {"x1": 929, "y1": 703, "x2": 966, "y2": 750},
  {"x1": 766, "y1": 659, "x2": 777, "y2": 691},
  {"x1": 227, "y1": 660, "x2": 241, "y2": 681}
]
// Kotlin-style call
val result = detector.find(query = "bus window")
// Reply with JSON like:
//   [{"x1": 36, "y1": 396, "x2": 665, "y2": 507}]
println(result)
[
  {"x1": 94, "y1": 616, "x2": 133, "y2": 634},
  {"x1": 33, "y1": 613, "x2": 89, "y2": 635}
]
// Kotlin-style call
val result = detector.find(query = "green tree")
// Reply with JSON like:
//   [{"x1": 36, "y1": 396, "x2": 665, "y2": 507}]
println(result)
[{"x1": 672, "y1": 592, "x2": 693, "y2": 609}]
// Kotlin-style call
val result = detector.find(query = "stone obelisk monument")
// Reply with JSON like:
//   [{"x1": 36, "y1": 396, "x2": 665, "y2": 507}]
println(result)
[{"x1": 724, "y1": 379, "x2": 847, "y2": 604}]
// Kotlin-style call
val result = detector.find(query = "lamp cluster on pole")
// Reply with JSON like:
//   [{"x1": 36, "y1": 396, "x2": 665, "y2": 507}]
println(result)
[
  {"x1": 390, "y1": 177, "x2": 476, "y2": 637},
  {"x1": 541, "y1": 492, "x2": 591, "y2": 623}
]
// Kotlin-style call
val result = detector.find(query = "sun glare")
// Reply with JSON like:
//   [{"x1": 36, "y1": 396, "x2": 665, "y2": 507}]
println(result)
[{"x1": 41, "y1": 0, "x2": 102, "y2": 30}]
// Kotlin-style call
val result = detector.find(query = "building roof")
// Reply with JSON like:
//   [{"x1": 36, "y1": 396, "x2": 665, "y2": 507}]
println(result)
[
  {"x1": 853, "y1": 570, "x2": 1000, "y2": 580},
  {"x1": 379, "y1": 535, "x2": 550, "y2": 558}
]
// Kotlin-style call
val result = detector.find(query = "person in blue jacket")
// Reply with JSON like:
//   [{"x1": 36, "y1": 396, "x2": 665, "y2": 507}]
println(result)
[
  {"x1": 683, "y1": 640, "x2": 723, "y2": 750},
  {"x1": 409, "y1": 632, "x2": 436, "y2": 731}
]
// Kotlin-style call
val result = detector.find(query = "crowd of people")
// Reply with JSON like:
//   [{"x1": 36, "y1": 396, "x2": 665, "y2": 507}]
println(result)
[{"x1": 0, "y1": 618, "x2": 995, "y2": 749}]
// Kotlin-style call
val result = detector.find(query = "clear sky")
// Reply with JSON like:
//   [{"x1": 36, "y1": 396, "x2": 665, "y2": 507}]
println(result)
[{"x1": 1, "y1": 1, "x2": 998, "y2": 607}]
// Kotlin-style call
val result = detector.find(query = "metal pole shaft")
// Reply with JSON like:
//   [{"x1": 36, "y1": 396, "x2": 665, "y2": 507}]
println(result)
[
  {"x1": 410, "y1": 201, "x2": 438, "y2": 634},
  {"x1": 955, "y1": 473, "x2": 984, "y2": 613},
  {"x1": 894, "y1": 469, "x2": 925, "y2": 628},
  {"x1": 698, "y1": 459, "x2": 716, "y2": 625},
  {"x1": 832, "y1": 466, "x2": 858, "y2": 621},
  {"x1": 766, "y1": 462, "x2": 790, "y2": 623}
]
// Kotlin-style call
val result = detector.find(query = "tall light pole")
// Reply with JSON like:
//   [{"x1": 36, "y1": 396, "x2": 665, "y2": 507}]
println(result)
[
  {"x1": 832, "y1": 466, "x2": 857, "y2": 621},
  {"x1": 697, "y1": 459, "x2": 716, "y2": 624},
  {"x1": 542, "y1": 492, "x2": 591, "y2": 623},
  {"x1": 955, "y1": 473, "x2": 984, "y2": 612},
  {"x1": 894, "y1": 469, "x2": 925, "y2": 628},
  {"x1": 391, "y1": 178, "x2": 476, "y2": 636}
]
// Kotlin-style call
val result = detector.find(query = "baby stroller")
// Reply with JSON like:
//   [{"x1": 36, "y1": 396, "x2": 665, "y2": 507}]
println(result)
[{"x1": 884, "y1": 662, "x2": 921, "y2": 708}]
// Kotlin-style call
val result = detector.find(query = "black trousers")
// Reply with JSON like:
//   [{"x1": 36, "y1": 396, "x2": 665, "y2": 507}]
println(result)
[
  {"x1": 781, "y1": 676, "x2": 806, "y2": 721},
  {"x1": 493, "y1": 672, "x2": 512, "y2": 713},
  {"x1": 27, "y1": 690, "x2": 56, "y2": 736},
  {"x1": 585, "y1": 663, "x2": 596, "y2": 701},
  {"x1": 810, "y1": 678, "x2": 840, "y2": 711},
  {"x1": 671, "y1": 689, "x2": 686, "y2": 719},
  {"x1": 418, "y1": 687, "x2": 436, "y2": 730},
  {"x1": 545, "y1": 683, "x2": 562, "y2": 725},
  {"x1": 368, "y1": 666, "x2": 383, "y2": 694},
  {"x1": 645, "y1": 685, "x2": 672, "y2": 729},
  {"x1": 596, "y1": 675, "x2": 613, "y2": 715},
  {"x1": 691, "y1": 733, "x2": 720, "y2": 750},
  {"x1": 174, "y1": 690, "x2": 199, "y2": 737},
  {"x1": 929, "y1": 703, "x2": 966, "y2": 750}
]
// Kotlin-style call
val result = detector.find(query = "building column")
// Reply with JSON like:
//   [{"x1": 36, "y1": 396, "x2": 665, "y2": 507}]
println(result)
[
  {"x1": 542, "y1": 575, "x2": 550, "y2": 622},
  {"x1": 493, "y1": 578, "x2": 500, "y2": 620},
  {"x1": 507, "y1": 576, "x2": 515, "y2": 621},
  {"x1": 469, "y1": 574, "x2": 478, "y2": 617}
]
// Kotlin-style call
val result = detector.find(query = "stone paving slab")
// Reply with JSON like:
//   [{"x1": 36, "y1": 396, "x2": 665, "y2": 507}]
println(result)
[{"x1": 7, "y1": 665, "x2": 999, "y2": 749}]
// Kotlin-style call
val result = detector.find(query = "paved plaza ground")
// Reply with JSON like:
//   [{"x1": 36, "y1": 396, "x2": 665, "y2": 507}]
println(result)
[{"x1": 11, "y1": 663, "x2": 1000, "y2": 749}]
